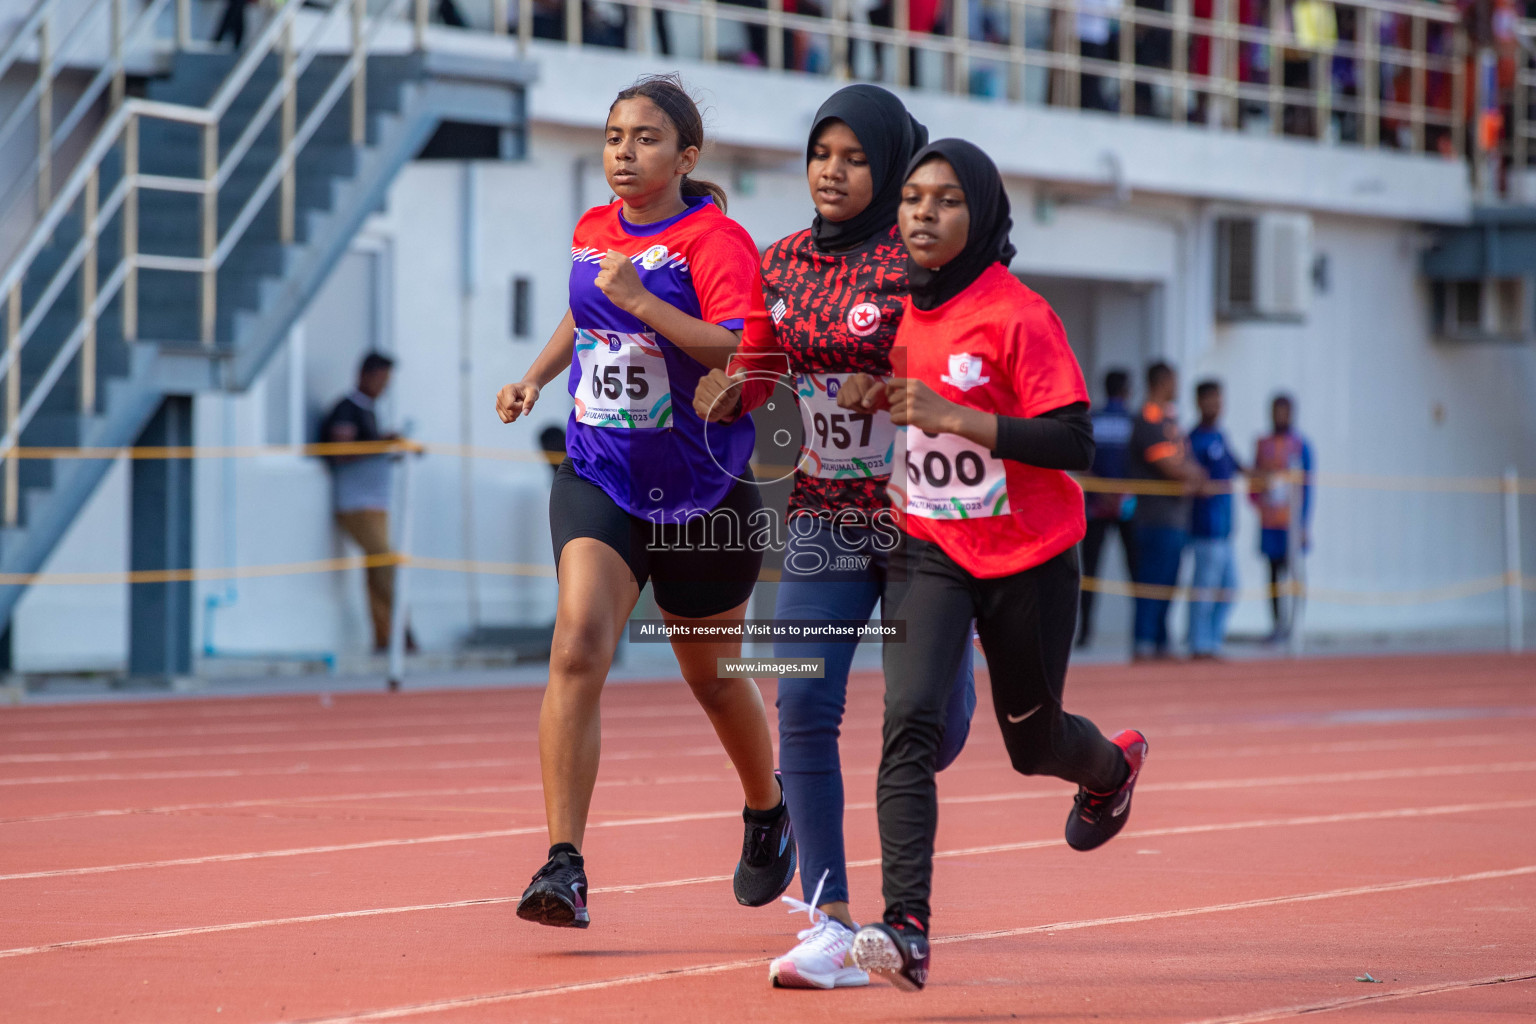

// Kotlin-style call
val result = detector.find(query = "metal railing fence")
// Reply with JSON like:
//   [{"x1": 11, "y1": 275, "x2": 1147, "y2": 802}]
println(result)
[{"x1": 0, "y1": 0, "x2": 417, "y2": 527}]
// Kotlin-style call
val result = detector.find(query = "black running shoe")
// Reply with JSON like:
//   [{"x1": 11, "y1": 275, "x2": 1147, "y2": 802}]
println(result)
[
  {"x1": 1065, "y1": 729, "x2": 1148, "y2": 852},
  {"x1": 516, "y1": 845, "x2": 590, "y2": 928},
  {"x1": 851, "y1": 913, "x2": 930, "y2": 992},
  {"x1": 733, "y1": 774, "x2": 796, "y2": 907}
]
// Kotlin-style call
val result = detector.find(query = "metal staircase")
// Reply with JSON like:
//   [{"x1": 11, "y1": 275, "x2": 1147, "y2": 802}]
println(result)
[{"x1": 0, "y1": 0, "x2": 532, "y2": 640}]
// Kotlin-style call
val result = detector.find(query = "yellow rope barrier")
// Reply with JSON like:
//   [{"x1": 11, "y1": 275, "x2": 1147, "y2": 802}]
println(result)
[
  {"x1": 0, "y1": 441, "x2": 1522, "y2": 604},
  {"x1": 0, "y1": 550, "x2": 1521, "y2": 607},
  {"x1": 0, "y1": 440, "x2": 1530, "y2": 494},
  {"x1": 1081, "y1": 573, "x2": 1517, "y2": 606}
]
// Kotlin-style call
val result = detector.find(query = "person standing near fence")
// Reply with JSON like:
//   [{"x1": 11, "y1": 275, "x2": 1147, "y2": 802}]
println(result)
[
  {"x1": 1127, "y1": 361, "x2": 1205, "y2": 661},
  {"x1": 1251, "y1": 393, "x2": 1313, "y2": 642},
  {"x1": 1078, "y1": 367, "x2": 1138, "y2": 648},
  {"x1": 322, "y1": 352, "x2": 411, "y2": 654},
  {"x1": 1186, "y1": 379, "x2": 1242, "y2": 659}
]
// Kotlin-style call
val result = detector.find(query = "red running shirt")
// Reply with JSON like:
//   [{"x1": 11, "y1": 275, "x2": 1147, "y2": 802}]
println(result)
[{"x1": 892, "y1": 263, "x2": 1089, "y2": 578}]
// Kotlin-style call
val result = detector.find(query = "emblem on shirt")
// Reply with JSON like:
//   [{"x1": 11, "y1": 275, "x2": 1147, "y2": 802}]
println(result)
[
  {"x1": 847, "y1": 302, "x2": 881, "y2": 338},
  {"x1": 940, "y1": 353, "x2": 990, "y2": 391},
  {"x1": 639, "y1": 244, "x2": 670, "y2": 270},
  {"x1": 825, "y1": 376, "x2": 841, "y2": 398},
  {"x1": 771, "y1": 298, "x2": 788, "y2": 324}
]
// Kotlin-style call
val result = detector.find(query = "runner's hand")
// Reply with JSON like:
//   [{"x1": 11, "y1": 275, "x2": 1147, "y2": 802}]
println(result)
[
  {"x1": 693, "y1": 368, "x2": 744, "y2": 422},
  {"x1": 496, "y1": 381, "x2": 540, "y2": 423},
  {"x1": 595, "y1": 250, "x2": 648, "y2": 312},
  {"x1": 886, "y1": 378, "x2": 957, "y2": 433},
  {"x1": 835, "y1": 373, "x2": 889, "y2": 412}
]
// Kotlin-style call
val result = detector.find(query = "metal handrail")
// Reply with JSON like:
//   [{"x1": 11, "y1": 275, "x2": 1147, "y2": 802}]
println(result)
[{"x1": 0, "y1": 0, "x2": 174, "y2": 234}]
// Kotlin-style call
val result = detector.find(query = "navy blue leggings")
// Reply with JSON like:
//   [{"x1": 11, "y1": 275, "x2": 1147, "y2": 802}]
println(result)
[{"x1": 774, "y1": 518, "x2": 976, "y2": 908}]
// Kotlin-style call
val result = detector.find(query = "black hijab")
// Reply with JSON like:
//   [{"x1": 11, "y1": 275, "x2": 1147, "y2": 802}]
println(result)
[
  {"x1": 903, "y1": 139, "x2": 1017, "y2": 311},
  {"x1": 807, "y1": 85, "x2": 928, "y2": 252}
]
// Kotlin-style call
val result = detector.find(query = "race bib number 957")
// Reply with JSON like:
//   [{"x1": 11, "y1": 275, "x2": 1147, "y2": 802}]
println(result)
[
  {"x1": 797, "y1": 373, "x2": 895, "y2": 479},
  {"x1": 574, "y1": 329, "x2": 673, "y2": 429}
]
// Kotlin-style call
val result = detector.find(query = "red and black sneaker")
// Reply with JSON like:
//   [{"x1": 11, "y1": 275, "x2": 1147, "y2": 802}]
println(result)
[
  {"x1": 851, "y1": 912, "x2": 930, "y2": 992},
  {"x1": 516, "y1": 844, "x2": 590, "y2": 928},
  {"x1": 1065, "y1": 729, "x2": 1148, "y2": 852}
]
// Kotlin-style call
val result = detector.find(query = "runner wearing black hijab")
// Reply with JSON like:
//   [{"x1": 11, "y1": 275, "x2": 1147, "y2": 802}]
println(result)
[
  {"x1": 694, "y1": 88, "x2": 977, "y2": 991},
  {"x1": 836, "y1": 140, "x2": 1148, "y2": 991}
]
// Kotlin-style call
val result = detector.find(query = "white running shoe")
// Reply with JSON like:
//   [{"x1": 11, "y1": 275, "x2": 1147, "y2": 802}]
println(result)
[{"x1": 768, "y1": 870, "x2": 869, "y2": 990}]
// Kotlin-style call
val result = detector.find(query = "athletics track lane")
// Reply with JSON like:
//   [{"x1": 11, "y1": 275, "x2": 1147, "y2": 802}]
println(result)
[{"x1": 2, "y1": 653, "x2": 1533, "y2": 1022}]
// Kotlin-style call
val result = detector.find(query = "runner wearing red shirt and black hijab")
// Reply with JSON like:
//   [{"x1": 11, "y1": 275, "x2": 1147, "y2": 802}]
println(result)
[{"x1": 838, "y1": 140, "x2": 1149, "y2": 991}]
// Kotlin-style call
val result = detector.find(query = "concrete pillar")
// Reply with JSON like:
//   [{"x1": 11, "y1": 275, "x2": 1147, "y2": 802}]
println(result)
[{"x1": 128, "y1": 396, "x2": 194, "y2": 682}]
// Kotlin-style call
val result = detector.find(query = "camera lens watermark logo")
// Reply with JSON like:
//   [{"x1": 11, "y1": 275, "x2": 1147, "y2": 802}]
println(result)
[{"x1": 699, "y1": 352, "x2": 810, "y2": 487}]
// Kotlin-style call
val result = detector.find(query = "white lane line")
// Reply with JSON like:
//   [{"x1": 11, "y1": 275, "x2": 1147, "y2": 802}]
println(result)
[
  {"x1": 6, "y1": 762, "x2": 1534, "y2": 882},
  {"x1": 265, "y1": 864, "x2": 1536, "y2": 1024},
  {"x1": 1181, "y1": 970, "x2": 1536, "y2": 1024},
  {"x1": 0, "y1": 703, "x2": 713, "y2": 743},
  {"x1": 0, "y1": 734, "x2": 517, "y2": 765},
  {"x1": 0, "y1": 715, "x2": 526, "y2": 744},
  {"x1": 0, "y1": 722, "x2": 724, "y2": 766},
  {"x1": 6, "y1": 664, "x2": 1525, "y2": 734},
  {"x1": 5, "y1": 732, "x2": 1523, "y2": 825},
  {"x1": 0, "y1": 806, "x2": 748, "y2": 883},
  {"x1": 0, "y1": 773, "x2": 736, "y2": 826},
  {"x1": 0, "y1": 745, "x2": 724, "y2": 788},
  {"x1": 4, "y1": 798, "x2": 1528, "y2": 959}
]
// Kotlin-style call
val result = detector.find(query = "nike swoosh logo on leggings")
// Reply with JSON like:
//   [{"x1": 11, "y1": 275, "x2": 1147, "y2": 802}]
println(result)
[{"x1": 1006, "y1": 704, "x2": 1043, "y2": 724}]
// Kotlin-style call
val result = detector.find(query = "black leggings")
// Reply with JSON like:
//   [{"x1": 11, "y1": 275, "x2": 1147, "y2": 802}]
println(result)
[{"x1": 877, "y1": 539, "x2": 1125, "y2": 929}]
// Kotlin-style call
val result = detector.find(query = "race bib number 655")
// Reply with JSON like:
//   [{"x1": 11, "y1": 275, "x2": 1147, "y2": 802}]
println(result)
[{"x1": 574, "y1": 329, "x2": 673, "y2": 429}]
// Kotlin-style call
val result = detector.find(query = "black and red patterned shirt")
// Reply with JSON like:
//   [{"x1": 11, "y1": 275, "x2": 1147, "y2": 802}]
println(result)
[{"x1": 736, "y1": 225, "x2": 909, "y2": 522}]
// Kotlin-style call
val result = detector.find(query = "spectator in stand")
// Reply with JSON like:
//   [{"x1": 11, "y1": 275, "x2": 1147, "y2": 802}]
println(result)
[
  {"x1": 1127, "y1": 361, "x2": 1205, "y2": 661},
  {"x1": 869, "y1": 0, "x2": 942, "y2": 86},
  {"x1": 722, "y1": 0, "x2": 772, "y2": 66},
  {"x1": 1077, "y1": 368, "x2": 1138, "y2": 648},
  {"x1": 212, "y1": 0, "x2": 254, "y2": 49},
  {"x1": 529, "y1": 0, "x2": 631, "y2": 47},
  {"x1": 1186, "y1": 380, "x2": 1242, "y2": 659},
  {"x1": 1133, "y1": 0, "x2": 1174, "y2": 117},
  {"x1": 1079, "y1": 0, "x2": 1124, "y2": 112},
  {"x1": 1250, "y1": 393, "x2": 1313, "y2": 642},
  {"x1": 321, "y1": 353, "x2": 413, "y2": 654}
]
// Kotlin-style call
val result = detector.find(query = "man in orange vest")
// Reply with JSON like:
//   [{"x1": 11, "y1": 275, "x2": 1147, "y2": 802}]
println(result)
[
  {"x1": 1250, "y1": 393, "x2": 1313, "y2": 642},
  {"x1": 1127, "y1": 362, "x2": 1206, "y2": 661}
]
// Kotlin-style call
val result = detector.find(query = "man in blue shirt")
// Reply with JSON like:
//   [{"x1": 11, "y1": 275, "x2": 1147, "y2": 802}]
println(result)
[
  {"x1": 1078, "y1": 369, "x2": 1138, "y2": 648},
  {"x1": 1186, "y1": 379, "x2": 1242, "y2": 658}
]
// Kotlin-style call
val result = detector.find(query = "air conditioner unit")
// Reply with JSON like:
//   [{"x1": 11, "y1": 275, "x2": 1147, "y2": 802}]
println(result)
[
  {"x1": 1216, "y1": 212, "x2": 1313, "y2": 321},
  {"x1": 1430, "y1": 277, "x2": 1533, "y2": 343}
]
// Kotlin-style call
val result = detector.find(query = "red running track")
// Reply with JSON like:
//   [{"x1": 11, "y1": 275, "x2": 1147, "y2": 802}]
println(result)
[{"x1": 3, "y1": 653, "x2": 1534, "y2": 1023}]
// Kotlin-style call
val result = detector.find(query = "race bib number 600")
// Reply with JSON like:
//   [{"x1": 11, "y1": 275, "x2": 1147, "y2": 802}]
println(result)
[
  {"x1": 797, "y1": 373, "x2": 896, "y2": 479},
  {"x1": 574, "y1": 329, "x2": 673, "y2": 429},
  {"x1": 900, "y1": 427, "x2": 1011, "y2": 519}
]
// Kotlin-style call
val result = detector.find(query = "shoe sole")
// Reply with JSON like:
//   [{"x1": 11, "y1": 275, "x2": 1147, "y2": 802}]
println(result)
[
  {"x1": 516, "y1": 891, "x2": 589, "y2": 929},
  {"x1": 851, "y1": 930, "x2": 922, "y2": 992},
  {"x1": 769, "y1": 959, "x2": 869, "y2": 990}
]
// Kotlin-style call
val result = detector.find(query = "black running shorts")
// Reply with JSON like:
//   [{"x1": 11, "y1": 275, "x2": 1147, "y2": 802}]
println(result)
[{"x1": 549, "y1": 459, "x2": 764, "y2": 620}]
